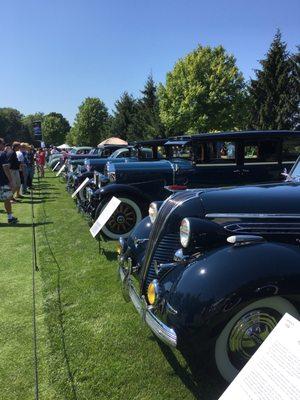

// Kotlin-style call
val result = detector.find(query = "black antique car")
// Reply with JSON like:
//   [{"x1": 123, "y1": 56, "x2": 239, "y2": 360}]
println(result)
[
  {"x1": 88, "y1": 130, "x2": 300, "y2": 240},
  {"x1": 118, "y1": 155, "x2": 300, "y2": 382}
]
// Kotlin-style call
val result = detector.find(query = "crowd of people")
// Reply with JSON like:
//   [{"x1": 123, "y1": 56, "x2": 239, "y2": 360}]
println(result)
[{"x1": 0, "y1": 138, "x2": 47, "y2": 224}]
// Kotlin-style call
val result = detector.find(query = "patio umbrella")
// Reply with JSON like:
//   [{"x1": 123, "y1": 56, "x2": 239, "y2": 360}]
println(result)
[{"x1": 98, "y1": 137, "x2": 128, "y2": 146}]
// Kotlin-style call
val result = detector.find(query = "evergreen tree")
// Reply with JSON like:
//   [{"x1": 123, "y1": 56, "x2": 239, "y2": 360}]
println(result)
[
  {"x1": 111, "y1": 92, "x2": 141, "y2": 141},
  {"x1": 290, "y1": 46, "x2": 300, "y2": 129},
  {"x1": 249, "y1": 30, "x2": 299, "y2": 130},
  {"x1": 138, "y1": 75, "x2": 165, "y2": 138}
]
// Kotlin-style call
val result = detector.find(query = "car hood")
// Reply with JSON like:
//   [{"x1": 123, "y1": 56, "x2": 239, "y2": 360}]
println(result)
[{"x1": 200, "y1": 182, "x2": 300, "y2": 216}]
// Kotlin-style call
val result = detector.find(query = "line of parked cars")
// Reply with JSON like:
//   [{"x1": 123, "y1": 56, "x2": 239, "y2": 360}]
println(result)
[{"x1": 57, "y1": 130, "x2": 300, "y2": 383}]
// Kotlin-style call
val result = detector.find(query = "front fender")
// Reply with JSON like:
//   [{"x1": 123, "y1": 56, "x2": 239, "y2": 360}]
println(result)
[
  {"x1": 165, "y1": 242, "x2": 300, "y2": 349},
  {"x1": 95, "y1": 184, "x2": 151, "y2": 210}
]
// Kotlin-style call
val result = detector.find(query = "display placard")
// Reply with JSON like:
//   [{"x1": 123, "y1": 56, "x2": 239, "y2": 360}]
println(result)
[
  {"x1": 71, "y1": 178, "x2": 90, "y2": 198},
  {"x1": 219, "y1": 313, "x2": 300, "y2": 400},
  {"x1": 90, "y1": 196, "x2": 121, "y2": 238},
  {"x1": 56, "y1": 164, "x2": 66, "y2": 177},
  {"x1": 52, "y1": 161, "x2": 60, "y2": 171}
]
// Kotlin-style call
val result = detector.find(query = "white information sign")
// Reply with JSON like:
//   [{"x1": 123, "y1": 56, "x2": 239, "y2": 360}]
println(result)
[
  {"x1": 90, "y1": 196, "x2": 121, "y2": 238},
  {"x1": 52, "y1": 161, "x2": 60, "y2": 171},
  {"x1": 71, "y1": 177, "x2": 90, "y2": 198},
  {"x1": 56, "y1": 164, "x2": 66, "y2": 177},
  {"x1": 219, "y1": 313, "x2": 300, "y2": 400}
]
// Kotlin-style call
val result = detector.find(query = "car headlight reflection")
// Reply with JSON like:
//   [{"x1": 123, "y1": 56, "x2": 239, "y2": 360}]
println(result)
[
  {"x1": 148, "y1": 202, "x2": 158, "y2": 224},
  {"x1": 180, "y1": 218, "x2": 191, "y2": 248}
]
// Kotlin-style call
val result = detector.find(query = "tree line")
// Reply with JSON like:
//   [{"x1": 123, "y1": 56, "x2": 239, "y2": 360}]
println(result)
[{"x1": 0, "y1": 30, "x2": 299, "y2": 146}]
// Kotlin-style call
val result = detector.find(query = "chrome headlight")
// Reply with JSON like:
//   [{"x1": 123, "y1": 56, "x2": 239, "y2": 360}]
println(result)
[
  {"x1": 148, "y1": 202, "x2": 159, "y2": 224},
  {"x1": 180, "y1": 218, "x2": 191, "y2": 248}
]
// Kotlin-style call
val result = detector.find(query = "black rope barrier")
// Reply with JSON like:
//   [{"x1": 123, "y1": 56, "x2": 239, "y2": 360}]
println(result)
[{"x1": 31, "y1": 178, "x2": 40, "y2": 400}]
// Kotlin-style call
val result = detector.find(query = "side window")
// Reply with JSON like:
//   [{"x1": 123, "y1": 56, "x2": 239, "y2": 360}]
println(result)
[
  {"x1": 117, "y1": 150, "x2": 129, "y2": 158},
  {"x1": 282, "y1": 139, "x2": 300, "y2": 161},
  {"x1": 170, "y1": 145, "x2": 192, "y2": 159},
  {"x1": 204, "y1": 141, "x2": 236, "y2": 164},
  {"x1": 157, "y1": 146, "x2": 167, "y2": 159},
  {"x1": 141, "y1": 147, "x2": 153, "y2": 159},
  {"x1": 243, "y1": 140, "x2": 279, "y2": 163},
  {"x1": 101, "y1": 149, "x2": 111, "y2": 157}
]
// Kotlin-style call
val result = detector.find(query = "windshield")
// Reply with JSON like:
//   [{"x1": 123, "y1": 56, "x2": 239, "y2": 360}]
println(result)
[
  {"x1": 168, "y1": 145, "x2": 192, "y2": 160},
  {"x1": 290, "y1": 157, "x2": 300, "y2": 181}
]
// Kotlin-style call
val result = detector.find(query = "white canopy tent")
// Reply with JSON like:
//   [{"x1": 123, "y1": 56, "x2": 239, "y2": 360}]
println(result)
[{"x1": 57, "y1": 143, "x2": 71, "y2": 149}]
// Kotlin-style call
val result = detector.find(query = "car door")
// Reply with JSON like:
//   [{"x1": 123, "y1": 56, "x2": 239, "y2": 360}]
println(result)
[
  {"x1": 187, "y1": 139, "x2": 243, "y2": 188},
  {"x1": 241, "y1": 138, "x2": 282, "y2": 184}
]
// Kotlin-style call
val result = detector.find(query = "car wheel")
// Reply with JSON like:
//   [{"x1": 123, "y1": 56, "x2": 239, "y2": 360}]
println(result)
[
  {"x1": 215, "y1": 296, "x2": 299, "y2": 382},
  {"x1": 96, "y1": 196, "x2": 142, "y2": 240}
]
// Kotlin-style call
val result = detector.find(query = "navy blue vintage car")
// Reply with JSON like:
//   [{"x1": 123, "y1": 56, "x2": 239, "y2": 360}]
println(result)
[
  {"x1": 87, "y1": 130, "x2": 300, "y2": 239},
  {"x1": 118, "y1": 155, "x2": 300, "y2": 382}
]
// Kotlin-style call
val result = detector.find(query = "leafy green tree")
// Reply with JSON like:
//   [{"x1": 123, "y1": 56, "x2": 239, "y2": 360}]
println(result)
[
  {"x1": 0, "y1": 107, "x2": 23, "y2": 142},
  {"x1": 249, "y1": 31, "x2": 299, "y2": 130},
  {"x1": 158, "y1": 45, "x2": 247, "y2": 134},
  {"x1": 21, "y1": 112, "x2": 44, "y2": 139},
  {"x1": 42, "y1": 112, "x2": 70, "y2": 145},
  {"x1": 71, "y1": 97, "x2": 109, "y2": 146}
]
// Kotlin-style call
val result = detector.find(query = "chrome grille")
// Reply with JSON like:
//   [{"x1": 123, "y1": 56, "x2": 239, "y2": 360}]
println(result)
[
  {"x1": 142, "y1": 190, "x2": 198, "y2": 293},
  {"x1": 225, "y1": 222, "x2": 300, "y2": 235},
  {"x1": 144, "y1": 233, "x2": 180, "y2": 290}
]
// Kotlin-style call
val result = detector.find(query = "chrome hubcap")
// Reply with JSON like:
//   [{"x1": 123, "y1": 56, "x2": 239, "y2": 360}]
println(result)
[{"x1": 227, "y1": 308, "x2": 281, "y2": 369}]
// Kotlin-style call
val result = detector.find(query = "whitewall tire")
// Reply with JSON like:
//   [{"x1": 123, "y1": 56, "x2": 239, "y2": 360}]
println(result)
[
  {"x1": 215, "y1": 296, "x2": 299, "y2": 382},
  {"x1": 100, "y1": 197, "x2": 142, "y2": 240}
]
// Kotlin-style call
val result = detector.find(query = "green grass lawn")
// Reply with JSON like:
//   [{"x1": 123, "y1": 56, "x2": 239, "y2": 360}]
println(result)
[{"x1": 0, "y1": 172, "x2": 225, "y2": 399}]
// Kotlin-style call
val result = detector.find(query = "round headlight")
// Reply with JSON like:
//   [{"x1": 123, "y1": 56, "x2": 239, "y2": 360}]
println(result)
[
  {"x1": 180, "y1": 218, "x2": 190, "y2": 248},
  {"x1": 148, "y1": 202, "x2": 158, "y2": 224},
  {"x1": 147, "y1": 279, "x2": 159, "y2": 305}
]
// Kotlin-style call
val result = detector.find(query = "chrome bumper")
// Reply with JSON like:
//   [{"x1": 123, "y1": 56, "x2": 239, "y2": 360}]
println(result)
[{"x1": 119, "y1": 266, "x2": 177, "y2": 348}]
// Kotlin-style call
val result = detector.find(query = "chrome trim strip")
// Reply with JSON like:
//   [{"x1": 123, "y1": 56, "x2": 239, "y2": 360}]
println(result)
[
  {"x1": 206, "y1": 213, "x2": 300, "y2": 219},
  {"x1": 119, "y1": 267, "x2": 177, "y2": 347}
]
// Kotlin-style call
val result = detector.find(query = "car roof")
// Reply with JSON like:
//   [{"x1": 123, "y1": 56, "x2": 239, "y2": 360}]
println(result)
[{"x1": 170, "y1": 130, "x2": 300, "y2": 142}]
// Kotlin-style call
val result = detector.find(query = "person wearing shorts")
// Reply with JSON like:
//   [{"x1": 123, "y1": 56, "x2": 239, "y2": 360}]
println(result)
[
  {"x1": 0, "y1": 138, "x2": 18, "y2": 223},
  {"x1": 7, "y1": 141, "x2": 21, "y2": 200}
]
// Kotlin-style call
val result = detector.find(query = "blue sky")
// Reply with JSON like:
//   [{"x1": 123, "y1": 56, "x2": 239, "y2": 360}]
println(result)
[{"x1": 1, "y1": 0, "x2": 299, "y2": 124}]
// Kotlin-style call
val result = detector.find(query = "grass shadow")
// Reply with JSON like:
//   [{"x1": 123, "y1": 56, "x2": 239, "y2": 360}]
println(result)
[
  {"x1": 155, "y1": 340, "x2": 226, "y2": 400},
  {"x1": 0, "y1": 221, "x2": 53, "y2": 228}
]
